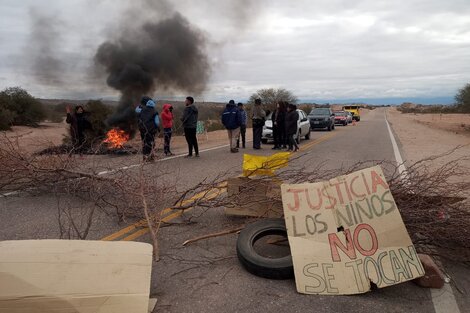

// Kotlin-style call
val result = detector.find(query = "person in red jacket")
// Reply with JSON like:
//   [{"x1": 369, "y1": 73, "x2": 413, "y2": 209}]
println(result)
[{"x1": 161, "y1": 103, "x2": 174, "y2": 156}]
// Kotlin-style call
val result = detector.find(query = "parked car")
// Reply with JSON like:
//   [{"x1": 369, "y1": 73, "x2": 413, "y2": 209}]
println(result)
[
  {"x1": 333, "y1": 111, "x2": 348, "y2": 126},
  {"x1": 262, "y1": 109, "x2": 311, "y2": 144},
  {"x1": 346, "y1": 111, "x2": 353, "y2": 123},
  {"x1": 308, "y1": 108, "x2": 335, "y2": 131}
]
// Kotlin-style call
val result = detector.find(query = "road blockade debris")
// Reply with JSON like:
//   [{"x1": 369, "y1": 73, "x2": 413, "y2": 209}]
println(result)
[
  {"x1": 242, "y1": 152, "x2": 290, "y2": 177},
  {"x1": 225, "y1": 177, "x2": 283, "y2": 218},
  {"x1": 281, "y1": 165, "x2": 424, "y2": 295}
]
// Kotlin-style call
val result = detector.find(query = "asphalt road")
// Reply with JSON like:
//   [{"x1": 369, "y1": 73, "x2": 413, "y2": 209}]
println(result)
[{"x1": 0, "y1": 108, "x2": 468, "y2": 313}]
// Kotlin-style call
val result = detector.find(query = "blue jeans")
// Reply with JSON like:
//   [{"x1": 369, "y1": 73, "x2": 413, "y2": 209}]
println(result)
[{"x1": 164, "y1": 128, "x2": 172, "y2": 154}]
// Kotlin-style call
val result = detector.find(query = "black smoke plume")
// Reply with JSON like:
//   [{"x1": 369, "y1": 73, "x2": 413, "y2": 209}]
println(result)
[
  {"x1": 27, "y1": 9, "x2": 65, "y2": 85},
  {"x1": 95, "y1": 12, "x2": 210, "y2": 134}
]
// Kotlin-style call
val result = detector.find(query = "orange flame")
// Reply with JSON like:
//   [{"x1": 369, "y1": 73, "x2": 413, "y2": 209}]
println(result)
[{"x1": 103, "y1": 128, "x2": 130, "y2": 148}]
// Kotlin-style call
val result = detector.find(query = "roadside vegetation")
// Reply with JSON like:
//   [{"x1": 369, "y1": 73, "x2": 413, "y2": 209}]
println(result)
[
  {"x1": 0, "y1": 87, "x2": 45, "y2": 130},
  {"x1": 398, "y1": 83, "x2": 470, "y2": 114}
]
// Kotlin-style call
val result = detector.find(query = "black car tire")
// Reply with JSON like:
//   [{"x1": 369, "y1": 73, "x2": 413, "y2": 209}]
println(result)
[
  {"x1": 305, "y1": 131, "x2": 310, "y2": 140},
  {"x1": 344, "y1": 121, "x2": 347, "y2": 126},
  {"x1": 236, "y1": 219, "x2": 294, "y2": 280},
  {"x1": 296, "y1": 131, "x2": 301, "y2": 144},
  {"x1": 327, "y1": 124, "x2": 332, "y2": 131}
]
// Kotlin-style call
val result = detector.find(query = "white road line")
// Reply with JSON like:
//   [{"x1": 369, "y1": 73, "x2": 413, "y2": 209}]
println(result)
[
  {"x1": 431, "y1": 285, "x2": 461, "y2": 313},
  {"x1": 384, "y1": 108, "x2": 461, "y2": 313},
  {"x1": 384, "y1": 109, "x2": 407, "y2": 177},
  {"x1": 95, "y1": 143, "x2": 231, "y2": 175}
]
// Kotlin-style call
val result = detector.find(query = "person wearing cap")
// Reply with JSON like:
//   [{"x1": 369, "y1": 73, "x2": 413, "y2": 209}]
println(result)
[
  {"x1": 161, "y1": 103, "x2": 174, "y2": 156},
  {"x1": 252, "y1": 98, "x2": 266, "y2": 149},
  {"x1": 136, "y1": 96, "x2": 160, "y2": 161},
  {"x1": 222, "y1": 100, "x2": 242, "y2": 153},
  {"x1": 236, "y1": 102, "x2": 247, "y2": 149}
]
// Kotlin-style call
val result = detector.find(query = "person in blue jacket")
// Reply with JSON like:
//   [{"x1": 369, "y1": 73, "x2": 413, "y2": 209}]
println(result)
[
  {"x1": 236, "y1": 102, "x2": 247, "y2": 149},
  {"x1": 135, "y1": 96, "x2": 160, "y2": 161},
  {"x1": 222, "y1": 100, "x2": 242, "y2": 153}
]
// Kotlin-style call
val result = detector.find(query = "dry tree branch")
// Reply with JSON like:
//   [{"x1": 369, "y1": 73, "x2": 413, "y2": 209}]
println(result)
[{"x1": 182, "y1": 226, "x2": 244, "y2": 246}]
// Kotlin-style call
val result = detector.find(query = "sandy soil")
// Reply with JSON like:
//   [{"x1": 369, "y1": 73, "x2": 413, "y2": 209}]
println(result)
[
  {"x1": 3, "y1": 122, "x2": 69, "y2": 153},
  {"x1": 387, "y1": 107, "x2": 470, "y2": 171},
  {"x1": 2, "y1": 122, "x2": 251, "y2": 155}
]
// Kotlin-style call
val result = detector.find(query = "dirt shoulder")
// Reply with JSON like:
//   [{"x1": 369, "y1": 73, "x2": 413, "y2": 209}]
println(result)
[
  {"x1": 2, "y1": 122, "x2": 246, "y2": 156},
  {"x1": 387, "y1": 107, "x2": 470, "y2": 172}
]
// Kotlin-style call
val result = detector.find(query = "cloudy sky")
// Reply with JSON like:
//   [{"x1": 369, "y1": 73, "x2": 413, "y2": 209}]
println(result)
[{"x1": 0, "y1": 0, "x2": 469, "y2": 103}]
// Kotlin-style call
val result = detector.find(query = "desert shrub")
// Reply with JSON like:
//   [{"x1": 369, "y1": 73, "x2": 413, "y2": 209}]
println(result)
[
  {"x1": 0, "y1": 87, "x2": 45, "y2": 127},
  {"x1": 397, "y1": 103, "x2": 460, "y2": 114},
  {"x1": 84, "y1": 100, "x2": 113, "y2": 138},
  {"x1": 43, "y1": 103, "x2": 66, "y2": 123},
  {"x1": 0, "y1": 107, "x2": 15, "y2": 130},
  {"x1": 206, "y1": 120, "x2": 225, "y2": 132},
  {"x1": 455, "y1": 83, "x2": 470, "y2": 113},
  {"x1": 248, "y1": 88, "x2": 298, "y2": 112}
]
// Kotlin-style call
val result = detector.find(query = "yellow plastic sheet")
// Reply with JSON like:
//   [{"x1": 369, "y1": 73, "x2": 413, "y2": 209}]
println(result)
[{"x1": 242, "y1": 152, "x2": 290, "y2": 177}]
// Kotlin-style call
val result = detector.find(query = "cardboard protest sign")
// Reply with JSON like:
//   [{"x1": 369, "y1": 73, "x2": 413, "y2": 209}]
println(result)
[
  {"x1": 281, "y1": 166, "x2": 424, "y2": 295},
  {"x1": 0, "y1": 240, "x2": 153, "y2": 313}
]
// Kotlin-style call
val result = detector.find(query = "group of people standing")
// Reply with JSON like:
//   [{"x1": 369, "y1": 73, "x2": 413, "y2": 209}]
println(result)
[
  {"x1": 221, "y1": 98, "x2": 265, "y2": 152},
  {"x1": 135, "y1": 96, "x2": 199, "y2": 161},
  {"x1": 66, "y1": 96, "x2": 300, "y2": 160},
  {"x1": 272, "y1": 101, "x2": 300, "y2": 152},
  {"x1": 221, "y1": 99, "x2": 299, "y2": 153}
]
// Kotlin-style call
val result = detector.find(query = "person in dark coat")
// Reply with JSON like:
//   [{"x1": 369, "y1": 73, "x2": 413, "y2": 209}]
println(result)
[
  {"x1": 252, "y1": 98, "x2": 266, "y2": 149},
  {"x1": 136, "y1": 96, "x2": 160, "y2": 161},
  {"x1": 222, "y1": 100, "x2": 242, "y2": 153},
  {"x1": 276, "y1": 101, "x2": 287, "y2": 149},
  {"x1": 181, "y1": 96, "x2": 199, "y2": 157},
  {"x1": 66, "y1": 105, "x2": 92, "y2": 152},
  {"x1": 272, "y1": 101, "x2": 287, "y2": 150},
  {"x1": 285, "y1": 103, "x2": 299, "y2": 152}
]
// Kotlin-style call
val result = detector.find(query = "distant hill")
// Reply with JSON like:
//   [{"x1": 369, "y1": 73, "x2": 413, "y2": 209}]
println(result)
[{"x1": 299, "y1": 97, "x2": 454, "y2": 105}]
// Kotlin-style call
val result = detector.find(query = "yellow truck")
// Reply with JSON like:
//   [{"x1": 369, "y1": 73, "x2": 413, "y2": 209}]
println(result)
[{"x1": 343, "y1": 105, "x2": 361, "y2": 121}]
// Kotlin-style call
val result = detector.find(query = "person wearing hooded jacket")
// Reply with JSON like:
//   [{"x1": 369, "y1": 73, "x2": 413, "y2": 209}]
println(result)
[
  {"x1": 222, "y1": 100, "x2": 242, "y2": 153},
  {"x1": 181, "y1": 96, "x2": 199, "y2": 157},
  {"x1": 66, "y1": 105, "x2": 92, "y2": 152},
  {"x1": 161, "y1": 103, "x2": 174, "y2": 156},
  {"x1": 135, "y1": 96, "x2": 160, "y2": 161}
]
